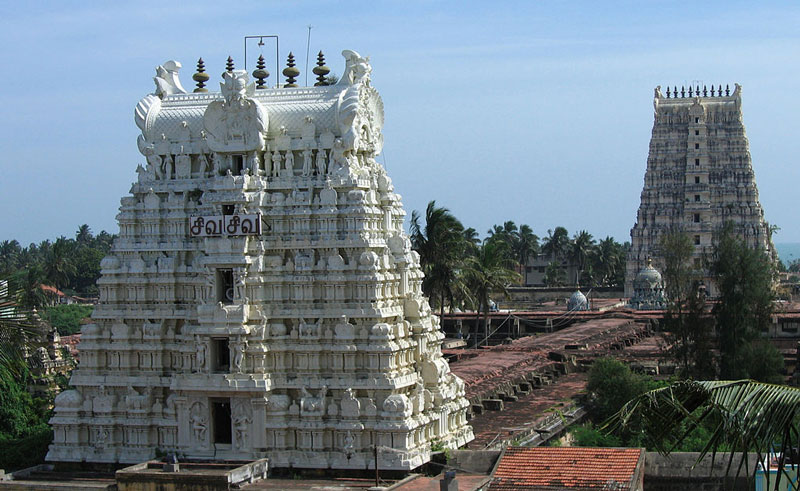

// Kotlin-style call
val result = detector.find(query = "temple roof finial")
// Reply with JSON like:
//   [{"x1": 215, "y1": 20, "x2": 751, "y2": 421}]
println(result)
[
  {"x1": 283, "y1": 52, "x2": 300, "y2": 88},
  {"x1": 313, "y1": 51, "x2": 331, "y2": 86},
  {"x1": 192, "y1": 58, "x2": 209, "y2": 93},
  {"x1": 253, "y1": 55, "x2": 269, "y2": 89},
  {"x1": 226, "y1": 56, "x2": 234, "y2": 73}
]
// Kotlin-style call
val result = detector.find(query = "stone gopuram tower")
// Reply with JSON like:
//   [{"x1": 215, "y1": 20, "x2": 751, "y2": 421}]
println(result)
[
  {"x1": 48, "y1": 50, "x2": 473, "y2": 469},
  {"x1": 625, "y1": 84, "x2": 774, "y2": 298}
]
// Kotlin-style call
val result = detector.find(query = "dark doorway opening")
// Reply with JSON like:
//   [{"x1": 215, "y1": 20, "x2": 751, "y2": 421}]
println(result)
[
  {"x1": 213, "y1": 338, "x2": 230, "y2": 372},
  {"x1": 212, "y1": 399, "x2": 232, "y2": 444}
]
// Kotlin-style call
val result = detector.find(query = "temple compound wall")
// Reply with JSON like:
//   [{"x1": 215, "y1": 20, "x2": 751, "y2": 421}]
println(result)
[
  {"x1": 625, "y1": 84, "x2": 774, "y2": 298},
  {"x1": 47, "y1": 50, "x2": 473, "y2": 470}
]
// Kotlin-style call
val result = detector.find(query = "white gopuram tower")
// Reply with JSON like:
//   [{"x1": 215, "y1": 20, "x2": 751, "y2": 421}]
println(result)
[{"x1": 48, "y1": 50, "x2": 473, "y2": 469}]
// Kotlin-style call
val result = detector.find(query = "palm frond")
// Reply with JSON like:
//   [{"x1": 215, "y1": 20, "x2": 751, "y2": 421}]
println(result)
[{"x1": 606, "y1": 379, "x2": 800, "y2": 489}]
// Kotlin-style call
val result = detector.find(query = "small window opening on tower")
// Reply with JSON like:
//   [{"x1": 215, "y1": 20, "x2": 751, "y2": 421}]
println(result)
[
  {"x1": 217, "y1": 269, "x2": 234, "y2": 303},
  {"x1": 213, "y1": 338, "x2": 230, "y2": 372},
  {"x1": 694, "y1": 235, "x2": 701, "y2": 245},
  {"x1": 695, "y1": 158, "x2": 700, "y2": 166},
  {"x1": 695, "y1": 176, "x2": 700, "y2": 184},
  {"x1": 212, "y1": 399, "x2": 232, "y2": 444},
  {"x1": 693, "y1": 213, "x2": 701, "y2": 223},
  {"x1": 695, "y1": 194, "x2": 700, "y2": 202},
  {"x1": 232, "y1": 155, "x2": 244, "y2": 174},
  {"x1": 693, "y1": 257, "x2": 702, "y2": 268},
  {"x1": 222, "y1": 205, "x2": 235, "y2": 216},
  {"x1": 695, "y1": 143, "x2": 700, "y2": 149},
  {"x1": 695, "y1": 117, "x2": 700, "y2": 123},
  {"x1": 695, "y1": 130, "x2": 700, "y2": 136}
]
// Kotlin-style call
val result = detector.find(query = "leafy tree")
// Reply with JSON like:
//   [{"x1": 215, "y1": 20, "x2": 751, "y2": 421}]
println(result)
[
  {"x1": 513, "y1": 224, "x2": 539, "y2": 271},
  {"x1": 0, "y1": 278, "x2": 40, "y2": 375},
  {"x1": 544, "y1": 260, "x2": 566, "y2": 287},
  {"x1": 609, "y1": 380, "x2": 800, "y2": 487},
  {"x1": 410, "y1": 201, "x2": 467, "y2": 317},
  {"x1": 43, "y1": 237, "x2": 76, "y2": 293},
  {"x1": 591, "y1": 236, "x2": 623, "y2": 286},
  {"x1": 75, "y1": 224, "x2": 93, "y2": 245},
  {"x1": 585, "y1": 357, "x2": 658, "y2": 424},
  {"x1": 570, "y1": 423, "x2": 622, "y2": 447},
  {"x1": 542, "y1": 226, "x2": 570, "y2": 262},
  {"x1": 45, "y1": 304, "x2": 94, "y2": 336},
  {"x1": 710, "y1": 223, "x2": 779, "y2": 381},
  {"x1": 568, "y1": 230, "x2": 595, "y2": 285},
  {"x1": 660, "y1": 230, "x2": 714, "y2": 378},
  {"x1": 463, "y1": 240, "x2": 520, "y2": 347}
]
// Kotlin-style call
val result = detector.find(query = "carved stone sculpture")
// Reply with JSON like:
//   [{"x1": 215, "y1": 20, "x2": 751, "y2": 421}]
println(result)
[{"x1": 48, "y1": 49, "x2": 472, "y2": 470}]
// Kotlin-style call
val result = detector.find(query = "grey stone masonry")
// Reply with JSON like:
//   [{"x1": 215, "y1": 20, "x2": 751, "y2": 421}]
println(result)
[{"x1": 625, "y1": 84, "x2": 775, "y2": 298}]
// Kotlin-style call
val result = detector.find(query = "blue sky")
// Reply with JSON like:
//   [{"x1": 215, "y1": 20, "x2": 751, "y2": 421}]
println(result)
[{"x1": 1, "y1": 1, "x2": 798, "y2": 245}]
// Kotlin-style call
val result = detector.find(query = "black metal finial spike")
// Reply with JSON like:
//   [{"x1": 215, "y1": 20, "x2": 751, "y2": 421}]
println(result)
[
  {"x1": 193, "y1": 58, "x2": 209, "y2": 93},
  {"x1": 703, "y1": 85, "x2": 707, "y2": 97},
  {"x1": 226, "y1": 56, "x2": 234, "y2": 72},
  {"x1": 718, "y1": 84, "x2": 723, "y2": 97},
  {"x1": 282, "y1": 52, "x2": 299, "y2": 88},
  {"x1": 710, "y1": 85, "x2": 715, "y2": 97},
  {"x1": 313, "y1": 51, "x2": 331, "y2": 86},
  {"x1": 666, "y1": 86, "x2": 671, "y2": 98},
  {"x1": 688, "y1": 86, "x2": 693, "y2": 97},
  {"x1": 725, "y1": 84, "x2": 730, "y2": 96},
  {"x1": 253, "y1": 55, "x2": 269, "y2": 89},
  {"x1": 681, "y1": 86, "x2": 685, "y2": 98}
]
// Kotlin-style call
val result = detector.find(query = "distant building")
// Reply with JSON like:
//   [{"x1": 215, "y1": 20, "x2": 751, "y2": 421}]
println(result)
[
  {"x1": 626, "y1": 84, "x2": 775, "y2": 298},
  {"x1": 523, "y1": 254, "x2": 579, "y2": 287}
]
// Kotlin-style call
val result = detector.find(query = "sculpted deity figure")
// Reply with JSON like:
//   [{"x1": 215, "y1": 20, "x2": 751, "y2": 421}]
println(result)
[
  {"x1": 302, "y1": 147, "x2": 313, "y2": 176},
  {"x1": 340, "y1": 388, "x2": 361, "y2": 418},
  {"x1": 203, "y1": 70, "x2": 267, "y2": 153},
  {"x1": 196, "y1": 152, "x2": 210, "y2": 177},
  {"x1": 234, "y1": 413, "x2": 251, "y2": 449},
  {"x1": 211, "y1": 152, "x2": 223, "y2": 175},
  {"x1": 195, "y1": 338, "x2": 207, "y2": 372},
  {"x1": 162, "y1": 153, "x2": 174, "y2": 180},
  {"x1": 191, "y1": 414, "x2": 207, "y2": 442},
  {"x1": 248, "y1": 152, "x2": 261, "y2": 175},
  {"x1": 271, "y1": 150, "x2": 282, "y2": 177},
  {"x1": 233, "y1": 267, "x2": 247, "y2": 301},
  {"x1": 315, "y1": 146, "x2": 327, "y2": 176},
  {"x1": 282, "y1": 150, "x2": 295, "y2": 177},
  {"x1": 233, "y1": 339, "x2": 247, "y2": 373},
  {"x1": 146, "y1": 152, "x2": 163, "y2": 180}
]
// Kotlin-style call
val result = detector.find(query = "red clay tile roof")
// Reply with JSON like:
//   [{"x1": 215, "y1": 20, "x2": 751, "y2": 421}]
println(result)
[{"x1": 490, "y1": 446, "x2": 643, "y2": 490}]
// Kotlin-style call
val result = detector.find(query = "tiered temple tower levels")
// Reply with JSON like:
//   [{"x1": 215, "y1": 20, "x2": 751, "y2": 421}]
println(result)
[
  {"x1": 48, "y1": 51, "x2": 472, "y2": 469},
  {"x1": 625, "y1": 84, "x2": 773, "y2": 297}
]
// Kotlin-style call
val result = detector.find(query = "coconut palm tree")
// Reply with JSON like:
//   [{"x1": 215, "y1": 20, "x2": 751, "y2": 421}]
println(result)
[
  {"x1": 593, "y1": 236, "x2": 621, "y2": 286},
  {"x1": 569, "y1": 230, "x2": 595, "y2": 286},
  {"x1": 513, "y1": 224, "x2": 539, "y2": 273},
  {"x1": 608, "y1": 380, "x2": 800, "y2": 489},
  {"x1": 410, "y1": 201, "x2": 467, "y2": 317},
  {"x1": 542, "y1": 226, "x2": 570, "y2": 262},
  {"x1": 43, "y1": 236, "x2": 76, "y2": 293},
  {"x1": 463, "y1": 240, "x2": 520, "y2": 348},
  {"x1": 75, "y1": 224, "x2": 93, "y2": 245},
  {"x1": 0, "y1": 278, "x2": 38, "y2": 375}
]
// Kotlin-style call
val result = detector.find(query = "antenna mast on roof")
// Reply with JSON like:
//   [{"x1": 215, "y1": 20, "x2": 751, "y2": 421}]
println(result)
[{"x1": 305, "y1": 24, "x2": 314, "y2": 86}]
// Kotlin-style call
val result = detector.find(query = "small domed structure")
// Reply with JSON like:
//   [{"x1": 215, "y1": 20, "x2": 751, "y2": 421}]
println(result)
[
  {"x1": 567, "y1": 290, "x2": 588, "y2": 311},
  {"x1": 629, "y1": 258, "x2": 666, "y2": 310}
]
